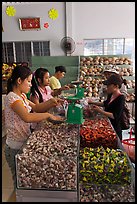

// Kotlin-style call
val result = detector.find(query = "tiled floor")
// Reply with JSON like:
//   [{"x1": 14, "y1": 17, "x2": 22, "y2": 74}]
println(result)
[{"x1": 2, "y1": 122, "x2": 135, "y2": 202}]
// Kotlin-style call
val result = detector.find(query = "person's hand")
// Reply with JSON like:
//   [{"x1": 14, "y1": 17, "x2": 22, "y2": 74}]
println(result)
[
  {"x1": 88, "y1": 98, "x2": 94, "y2": 104},
  {"x1": 56, "y1": 89, "x2": 62, "y2": 96},
  {"x1": 68, "y1": 84, "x2": 76, "y2": 89},
  {"x1": 61, "y1": 85, "x2": 70, "y2": 91},
  {"x1": 92, "y1": 105, "x2": 102, "y2": 113},
  {"x1": 48, "y1": 98, "x2": 59, "y2": 107},
  {"x1": 56, "y1": 98, "x2": 65, "y2": 105},
  {"x1": 49, "y1": 97, "x2": 64, "y2": 107},
  {"x1": 49, "y1": 114, "x2": 65, "y2": 122}
]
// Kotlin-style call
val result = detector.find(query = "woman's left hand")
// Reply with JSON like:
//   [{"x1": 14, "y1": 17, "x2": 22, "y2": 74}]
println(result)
[
  {"x1": 56, "y1": 98, "x2": 65, "y2": 105},
  {"x1": 92, "y1": 105, "x2": 102, "y2": 113}
]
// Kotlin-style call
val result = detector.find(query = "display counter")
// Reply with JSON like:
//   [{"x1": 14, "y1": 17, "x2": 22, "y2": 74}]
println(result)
[
  {"x1": 15, "y1": 122, "x2": 80, "y2": 202},
  {"x1": 79, "y1": 115, "x2": 135, "y2": 202},
  {"x1": 15, "y1": 115, "x2": 135, "y2": 202}
]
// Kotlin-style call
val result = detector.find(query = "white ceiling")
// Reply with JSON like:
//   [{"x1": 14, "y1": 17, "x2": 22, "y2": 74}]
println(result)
[
  {"x1": 2, "y1": 2, "x2": 33, "y2": 4},
  {"x1": 2, "y1": 2, "x2": 48, "y2": 4}
]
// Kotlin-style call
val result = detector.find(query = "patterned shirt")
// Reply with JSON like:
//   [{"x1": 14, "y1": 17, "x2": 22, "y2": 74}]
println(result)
[
  {"x1": 30, "y1": 86, "x2": 53, "y2": 130},
  {"x1": 4, "y1": 92, "x2": 32, "y2": 149}
]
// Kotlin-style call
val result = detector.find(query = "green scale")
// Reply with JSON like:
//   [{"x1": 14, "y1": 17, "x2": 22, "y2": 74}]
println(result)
[{"x1": 66, "y1": 81, "x2": 85, "y2": 124}]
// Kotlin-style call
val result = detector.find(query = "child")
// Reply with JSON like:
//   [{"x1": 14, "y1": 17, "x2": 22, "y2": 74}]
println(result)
[
  {"x1": 30, "y1": 67, "x2": 62, "y2": 104},
  {"x1": 4, "y1": 65, "x2": 63, "y2": 188}
]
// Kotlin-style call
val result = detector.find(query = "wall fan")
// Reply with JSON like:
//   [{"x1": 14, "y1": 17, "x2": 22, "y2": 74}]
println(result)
[{"x1": 60, "y1": 37, "x2": 76, "y2": 55}]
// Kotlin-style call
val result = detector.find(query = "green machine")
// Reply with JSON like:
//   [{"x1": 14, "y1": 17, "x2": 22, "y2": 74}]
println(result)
[{"x1": 66, "y1": 81, "x2": 85, "y2": 124}]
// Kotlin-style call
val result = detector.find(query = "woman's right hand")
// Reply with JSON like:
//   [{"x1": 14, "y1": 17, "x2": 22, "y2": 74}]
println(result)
[
  {"x1": 88, "y1": 98, "x2": 94, "y2": 104},
  {"x1": 49, "y1": 97, "x2": 64, "y2": 107},
  {"x1": 49, "y1": 114, "x2": 65, "y2": 121},
  {"x1": 61, "y1": 85, "x2": 70, "y2": 91},
  {"x1": 49, "y1": 98, "x2": 59, "y2": 107}
]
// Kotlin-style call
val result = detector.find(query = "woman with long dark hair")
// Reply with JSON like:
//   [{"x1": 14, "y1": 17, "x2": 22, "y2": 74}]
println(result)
[
  {"x1": 30, "y1": 68, "x2": 63, "y2": 104},
  {"x1": 4, "y1": 65, "x2": 63, "y2": 188}
]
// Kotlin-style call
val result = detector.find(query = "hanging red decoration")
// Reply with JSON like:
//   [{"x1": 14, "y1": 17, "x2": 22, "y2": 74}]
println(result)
[
  {"x1": 44, "y1": 22, "x2": 49, "y2": 29},
  {"x1": 19, "y1": 18, "x2": 41, "y2": 30}
]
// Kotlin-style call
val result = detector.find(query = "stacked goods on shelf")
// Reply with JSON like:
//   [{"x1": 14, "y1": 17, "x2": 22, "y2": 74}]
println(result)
[
  {"x1": 80, "y1": 56, "x2": 132, "y2": 66},
  {"x1": 2, "y1": 62, "x2": 29, "y2": 80},
  {"x1": 79, "y1": 147, "x2": 134, "y2": 202},
  {"x1": 2, "y1": 63, "x2": 16, "y2": 81},
  {"x1": 118, "y1": 67, "x2": 134, "y2": 76},
  {"x1": 80, "y1": 76, "x2": 104, "y2": 98},
  {"x1": 126, "y1": 93, "x2": 135, "y2": 102},
  {"x1": 79, "y1": 56, "x2": 135, "y2": 101},
  {"x1": 80, "y1": 118, "x2": 118, "y2": 149},
  {"x1": 126, "y1": 80, "x2": 135, "y2": 89},
  {"x1": 115, "y1": 64, "x2": 135, "y2": 102},
  {"x1": 125, "y1": 78, "x2": 135, "y2": 102},
  {"x1": 16, "y1": 122, "x2": 78, "y2": 190},
  {"x1": 2, "y1": 63, "x2": 16, "y2": 94},
  {"x1": 79, "y1": 56, "x2": 105, "y2": 98}
]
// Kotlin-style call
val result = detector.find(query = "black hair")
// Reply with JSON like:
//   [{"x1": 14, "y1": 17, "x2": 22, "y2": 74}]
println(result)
[
  {"x1": 55, "y1": 66, "x2": 66, "y2": 73},
  {"x1": 123, "y1": 79, "x2": 128, "y2": 86},
  {"x1": 120, "y1": 76, "x2": 127, "y2": 87},
  {"x1": 7, "y1": 65, "x2": 32, "y2": 94},
  {"x1": 30, "y1": 68, "x2": 49, "y2": 103},
  {"x1": 21, "y1": 62, "x2": 29, "y2": 67},
  {"x1": 118, "y1": 83, "x2": 122, "y2": 89}
]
